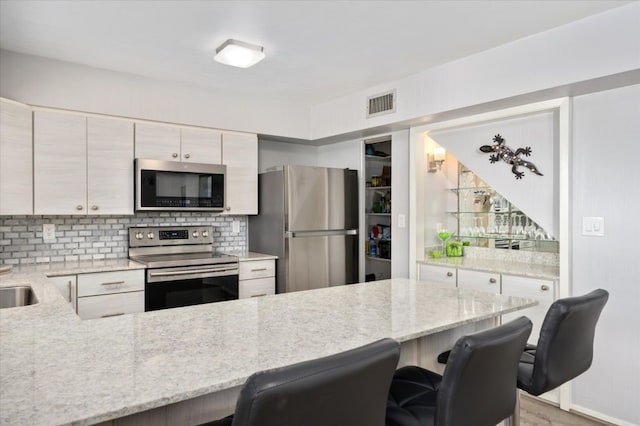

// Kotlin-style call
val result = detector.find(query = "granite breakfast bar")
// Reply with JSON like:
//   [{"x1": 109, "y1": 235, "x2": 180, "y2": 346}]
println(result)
[{"x1": 0, "y1": 270, "x2": 536, "y2": 426}]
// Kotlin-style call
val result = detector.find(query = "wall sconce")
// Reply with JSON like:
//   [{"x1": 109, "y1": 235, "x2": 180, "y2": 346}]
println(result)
[{"x1": 428, "y1": 147, "x2": 446, "y2": 172}]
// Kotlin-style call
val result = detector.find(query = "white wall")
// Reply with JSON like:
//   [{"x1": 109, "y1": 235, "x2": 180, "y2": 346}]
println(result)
[
  {"x1": 570, "y1": 84, "x2": 640, "y2": 425},
  {"x1": 258, "y1": 139, "x2": 318, "y2": 173},
  {"x1": 0, "y1": 50, "x2": 310, "y2": 139},
  {"x1": 310, "y1": 3, "x2": 640, "y2": 139}
]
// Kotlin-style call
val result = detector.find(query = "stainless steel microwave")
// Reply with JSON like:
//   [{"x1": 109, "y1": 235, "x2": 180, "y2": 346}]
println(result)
[{"x1": 135, "y1": 159, "x2": 226, "y2": 212}]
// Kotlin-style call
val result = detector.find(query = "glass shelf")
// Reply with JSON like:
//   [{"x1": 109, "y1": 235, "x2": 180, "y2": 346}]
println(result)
[
  {"x1": 446, "y1": 210, "x2": 521, "y2": 215},
  {"x1": 447, "y1": 186, "x2": 491, "y2": 193},
  {"x1": 367, "y1": 213, "x2": 391, "y2": 216},
  {"x1": 365, "y1": 155, "x2": 391, "y2": 161},
  {"x1": 366, "y1": 256, "x2": 392, "y2": 263},
  {"x1": 366, "y1": 186, "x2": 391, "y2": 190},
  {"x1": 456, "y1": 234, "x2": 557, "y2": 243}
]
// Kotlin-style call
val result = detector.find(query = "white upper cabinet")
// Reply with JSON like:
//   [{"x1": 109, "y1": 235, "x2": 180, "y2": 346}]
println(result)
[
  {"x1": 222, "y1": 132, "x2": 258, "y2": 215},
  {"x1": 87, "y1": 117, "x2": 134, "y2": 214},
  {"x1": 180, "y1": 127, "x2": 222, "y2": 164},
  {"x1": 34, "y1": 110, "x2": 87, "y2": 215},
  {"x1": 134, "y1": 122, "x2": 181, "y2": 161},
  {"x1": 135, "y1": 123, "x2": 222, "y2": 164},
  {"x1": 34, "y1": 110, "x2": 134, "y2": 215},
  {"x1": 0, "y1": 99, "x2": 33, "y2": 215}
]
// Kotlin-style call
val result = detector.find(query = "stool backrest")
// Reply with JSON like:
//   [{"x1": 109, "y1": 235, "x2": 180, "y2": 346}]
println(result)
[
  {"x1": 526, "y1": 288, "x2": 609, "y2": 395},
  {"x1": 231, "y1": 338, "x2": 401, "y2": 426},
  {"x1": 437, "y1": 317, "x2": 532, "y2": 426}
]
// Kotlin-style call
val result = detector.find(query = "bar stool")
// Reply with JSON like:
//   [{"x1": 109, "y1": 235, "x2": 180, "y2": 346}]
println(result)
[
  {"x1": 386, "y1": 316, "x2": 532, "y2": 426},
  {"x1": 516, "y1": 289, "x2": 609, "y2": 396},
  {"x1": 199, "y1": 338, "x2": 400, "y2": 426}
]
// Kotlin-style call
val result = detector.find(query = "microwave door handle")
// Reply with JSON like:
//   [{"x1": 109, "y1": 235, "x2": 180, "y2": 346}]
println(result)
[{"x1": 149, "y1": 267, "x2": 237, "y2": 277}]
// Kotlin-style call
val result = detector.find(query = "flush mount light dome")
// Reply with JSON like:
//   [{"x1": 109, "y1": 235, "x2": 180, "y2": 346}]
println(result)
[{"x1": 214, "y1": 39, "x2": 265, "y2": 68}]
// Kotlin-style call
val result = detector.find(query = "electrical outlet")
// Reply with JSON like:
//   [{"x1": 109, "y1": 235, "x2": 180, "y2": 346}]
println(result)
[
  {"x1": 232, "y1": 221, "x2": 240, "y2": 234},
  {"x1": 43, "y1": 224, "x2": 56, "y2": 242}
]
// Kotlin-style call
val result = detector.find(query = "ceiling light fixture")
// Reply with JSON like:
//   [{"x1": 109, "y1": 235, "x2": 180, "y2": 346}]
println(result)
[{"x1": 214, "y1": 39, "x2": 265, "y2": 68}]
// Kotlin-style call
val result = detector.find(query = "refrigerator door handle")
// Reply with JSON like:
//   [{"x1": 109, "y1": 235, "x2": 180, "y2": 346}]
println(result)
[{"x1": 286, "y1": 229, "x2": 358, "y2": 238}]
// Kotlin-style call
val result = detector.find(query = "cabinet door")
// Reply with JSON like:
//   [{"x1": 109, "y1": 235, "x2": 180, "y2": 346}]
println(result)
[
  {"x1": 48, "y1": 275, "x2": 77, "y2": 308},
  {"x1": 180, "y1": 127, "x2": 222, "y2": 164},
  {"x1": 134, "y1": 122, "x2": 181, "y2": 161},
  {"x1": 457, "y1": 269, "x2": 500, "y2": 293},
  {"x1": 34, "y1": 111, "x2": 87, "y2": 214},
  {"x1": 77, "y1": 291, "x2": 144, "y2": 320},
  {"x1": 87, "y1": 117, "x2": 134, "y2": 214},
  {"x1": 418, "y1": 264, "x2": 456, "y2": 287},
  {"x1": 222, "y1": 132, "x2": 258, "y2": 215},
  {"x1": 501, "y1": 275, "x2": 555, "y2": 345},
  {"x1": 0, "y1": 99, "x2": 32, "y2": 215},
  {"x1": 239, "y1": 277, "x2": 276, "y2": 299}
]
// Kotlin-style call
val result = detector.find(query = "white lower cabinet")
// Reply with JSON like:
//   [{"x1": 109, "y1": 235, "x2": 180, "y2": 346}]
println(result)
[
  {"x1": 48, "y1": 275, "x2": 77, "y2": 308},
  {"x1": 501, "y1": 274, "x2": 555, "y2": 345},
  {"x1": 456, "y1": 269, "x2": 500, "y2": 293},
  {"x1": 76, "y1": 270, "x2": 145, "y2": 319},
  {"x1": 417, "y1": 264, "x2": 457, "y2": 287},
  {"x1": 239, "y1": 259, "x2": 276, "y2": 298}
]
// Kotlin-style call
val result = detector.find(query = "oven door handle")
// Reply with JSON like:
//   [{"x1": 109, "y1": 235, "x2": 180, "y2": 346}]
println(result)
[{"x1": 149, "y1": 267, "x2": 238, "y2": 277}]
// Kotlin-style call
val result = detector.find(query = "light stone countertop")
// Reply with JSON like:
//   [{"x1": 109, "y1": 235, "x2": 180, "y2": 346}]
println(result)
[
  {"x1": 0, "y1": 271, "x2": 535, "y2": 426},
  {"x1": 419, "y1": 256, "x2": 559, "y2": 280},
  {"x1": 225, "y1": 251, "x2": 278, "y2": 261},
  {"x1": 1, "y1": 258, "x2": 146, "y2": 277}
]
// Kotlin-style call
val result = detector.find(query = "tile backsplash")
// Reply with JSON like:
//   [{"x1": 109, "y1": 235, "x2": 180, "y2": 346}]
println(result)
[{"x1": 0, "y1": 213, "x2": 247, "y2": 265}]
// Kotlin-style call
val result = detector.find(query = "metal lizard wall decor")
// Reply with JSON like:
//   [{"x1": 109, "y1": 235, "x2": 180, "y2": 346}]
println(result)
[{"x1": 479, "y1": 134, "x2": 543, "y2": 179}]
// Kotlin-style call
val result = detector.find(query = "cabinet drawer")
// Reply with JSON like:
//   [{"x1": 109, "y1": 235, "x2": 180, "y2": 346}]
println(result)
[
  {"x1": 77, "y1": 270, "x2": 144, "y2": 297},
  {"x1": 418, "y1": 264, "x2": 456, "y2": 287},
  {"x1": 239, "y1": 260, "x2": 275, "y2": 280},
  {"x1": 457, "y1": 269, "x2": 501, "y2": 293},
  {"x1": 77, "y1": 291, "x2": 144, "y2": 320},
  {"x1": 239, "y1": 277, "x2": 276, "y2": 299}
]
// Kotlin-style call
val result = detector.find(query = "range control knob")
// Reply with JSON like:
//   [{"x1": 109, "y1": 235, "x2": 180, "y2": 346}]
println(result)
[
  {"x1": 135, "y1": 232, "x2": 144, "y2": 240},
  {"x1": 192, "y1": 231, "x2": 199, "y2": 238},
  {"x1": 202, "y1": 230, "x2": 209, "y2": 238},
  {"x1": 147, "y1": 232, "x2": 155, "y2": 239}
]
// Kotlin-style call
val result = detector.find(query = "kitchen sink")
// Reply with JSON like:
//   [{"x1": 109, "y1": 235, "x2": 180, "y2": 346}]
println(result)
[{"x1": 0, "y1": 286, "x2": 39, "y2": 309}]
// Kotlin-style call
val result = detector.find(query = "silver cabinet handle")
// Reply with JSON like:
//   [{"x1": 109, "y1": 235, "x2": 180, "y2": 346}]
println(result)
[
  {"x1": 250, "y1": 294, "x2": 267, "y2": 298},
  {"x1": 76, "y1": 205, "x2": 84, "y2": 210},
  {"x1": 149, "y1": 267, "x2": 237, "y2": 277},
  {"x1": 489, "y1": 278, "x2": 497, "y2": 284},
  {"x1": 91, "y1": 205, "x2": 98, "y2": 211},
  {"x1": 101, "y1": 312, "x2": 125, "y2": 318},
  {"x1": 101, "y1": 281, "x2": 125, "y2": 286},
  {"x1": 184, "y1": 153, "x2": 191, "y2": 159},
  {"x1": 541, "y1": 285, "x2": 550, "y2": 291},
  {"x1": 446, "y1": 272, "x2": 453, "y2": 277},
  {"x1": 251, "y1": 268, "x2": 268, "y2": 272},
  {"x1": 172, "y1": 153, "x2": 178, "y2": 158}
]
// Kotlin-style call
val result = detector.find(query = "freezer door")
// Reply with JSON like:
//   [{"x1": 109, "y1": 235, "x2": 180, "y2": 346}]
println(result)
[
  {"x1": 286, "y1": 233, "x2": 358, "y2": 293},
  {"x1": 286, "y1": 166, "x2": 357, "y2": 232}
]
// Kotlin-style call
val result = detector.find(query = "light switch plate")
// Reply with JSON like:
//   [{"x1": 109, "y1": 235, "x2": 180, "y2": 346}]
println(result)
[
  {"x1": 232, "y1": 221, "x2": 240, "y2": 234},
  {"x1": 398, "y1": 214, "x2": 406, "y2": 229},
  {"x1": 582, "y1": 217, "x2": 604, "y2": 236},
  {"x1": 43, "y1": 224, "x2": 56, "y2": 242}
]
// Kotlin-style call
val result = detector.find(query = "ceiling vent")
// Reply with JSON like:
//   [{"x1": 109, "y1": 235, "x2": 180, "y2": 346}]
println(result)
[{"x1": 367, "y1": 90, "x2": 396, "y2": 118}]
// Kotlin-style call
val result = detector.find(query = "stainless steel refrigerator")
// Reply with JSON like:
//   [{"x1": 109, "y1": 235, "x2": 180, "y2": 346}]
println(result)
[{"x1": 249, "y1": 165, "x2": 359, "y2": 293}]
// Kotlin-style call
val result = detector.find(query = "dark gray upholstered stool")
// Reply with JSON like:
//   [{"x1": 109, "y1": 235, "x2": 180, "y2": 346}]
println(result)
[
  {"x1": 386, "y1": 316, "x2": 532, "y2": 426},
  {"x1": 516, "y1": 288, "x2": 609, "y2": 396},
  {"x1": 199, "y1": 338, "x2": 400, "y2": 426}
]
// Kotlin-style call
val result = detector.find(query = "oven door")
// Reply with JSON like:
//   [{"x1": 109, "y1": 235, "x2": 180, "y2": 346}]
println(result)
[{"x1": 145, "y1": 263, "x2": 239, "y2": 311}]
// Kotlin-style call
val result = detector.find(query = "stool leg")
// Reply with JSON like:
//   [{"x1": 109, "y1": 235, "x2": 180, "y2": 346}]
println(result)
[{"x1": 504, "y1": 390, "x2": 521, "y2": 426}]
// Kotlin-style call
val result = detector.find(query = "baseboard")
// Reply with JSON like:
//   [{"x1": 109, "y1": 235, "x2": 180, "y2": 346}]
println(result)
[{"x1": 570, "y1": 404, "x2": 638, "y2": 426}]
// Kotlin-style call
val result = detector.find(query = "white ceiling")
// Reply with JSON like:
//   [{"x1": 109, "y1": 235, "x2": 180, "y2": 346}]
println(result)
[{"x1": 0, "y1": 0, "x2": 631, "y2": 107}]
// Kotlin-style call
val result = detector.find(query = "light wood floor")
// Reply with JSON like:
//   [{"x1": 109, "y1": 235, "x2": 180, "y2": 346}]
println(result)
[{"x1": 520, "y1": 395, "x2": 612, "y2": 426}]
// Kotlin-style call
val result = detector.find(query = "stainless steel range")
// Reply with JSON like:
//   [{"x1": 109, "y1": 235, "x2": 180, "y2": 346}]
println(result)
[{"x1": 128, "y1": 226, "x2": 239, "y2": 311}]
